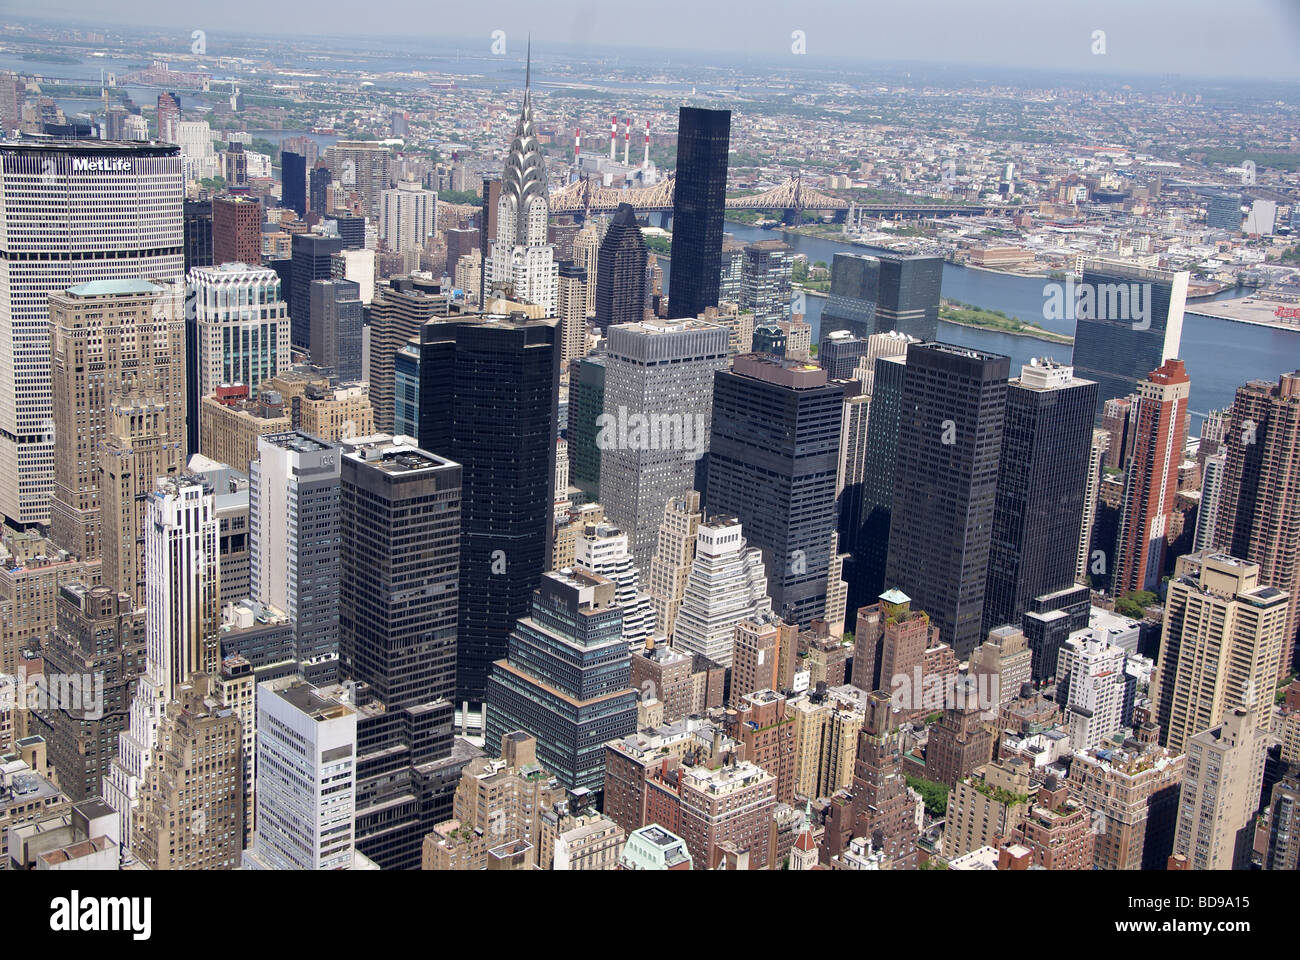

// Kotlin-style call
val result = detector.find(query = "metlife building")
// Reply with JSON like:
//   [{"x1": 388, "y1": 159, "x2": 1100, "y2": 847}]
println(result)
[{"x1": 0, "y1": 139, "x2": 183, "y2": 526}]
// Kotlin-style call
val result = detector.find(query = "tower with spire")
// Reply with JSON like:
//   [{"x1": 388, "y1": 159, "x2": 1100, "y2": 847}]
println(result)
[{"x1": 487, "y1": 38, "x2": 559, "y2": 315}]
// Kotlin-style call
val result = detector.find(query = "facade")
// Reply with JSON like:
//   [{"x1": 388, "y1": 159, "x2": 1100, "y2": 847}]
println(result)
[
  {"x1": 1069, "y1": 742, "x2": 1184, "y2": 871},
  {"x1": 668, "y1": 106, "x2": 731, "y2": 320},
  {"x1": 593, "y1": 203, "x2": 647, "y2": 332},
  {"x1": 598, "y1": 318, "x2": 730, "y2": 566},
  {"x1": 885, "y1": 342, "x2": 1010, "y2": 659},
  {"x1": 486, "y1": 571, "x2": 638, "y2": 796},
  {"x1": 1152, "y1": 551, "x2": 1290, "y2": 754},
  {"x1": 199, "y1": 393, "x2": 293, "y2": 476},
  {"x1": 184, "y1": 199, "x2": 214, "y2": 272},
  {"x1": 708, "y1": 353, "x2": 844, "y2": 626},
  {"x1": 1172, "y1": 708, "x2": 1268, "y2": 870},
  {"x1": 646, "y1": 491, "x2": 703, "y2": 639},
  {"x1": 368, "y1": 276, "x2": 455, "y2": 434},
  {"x1": 569, "y1": 353, "x2": 606, "y2": 500},
  {"x1": 942, "y1": 758, "x2": 1033, "y2": 859},
  {"x1": 572, "y1": 522, "x2": 657, "y2": 647},
  {"x1": 1070, "y1": 260, "x2": 1189, "y2": 419},
  {"x1": 557, "y1": 262, "x2": 589, "y2": 367},
  {"x1": 281, "y1": 151, "x2": 307, "y2": 217},
  {"x1": 984, "y1": 360, "x2": 1098, "y2": 632},
  {"x1": 819, "y1": 251, "x2": 943, "y2": 341},
  {"x1": 0, "y1": 140, "x2": 184, "y2": 526},
  {"x1": 1056, "y1": 632, "x2": 1132, "y2": 752},
  {"x1": 48, "y1": 280, "x2": 186, "y2": 563}
]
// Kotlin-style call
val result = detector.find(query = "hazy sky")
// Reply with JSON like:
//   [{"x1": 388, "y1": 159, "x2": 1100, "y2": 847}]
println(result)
[{"x1": 19, "y1": 0, "x2": 1300, "y2": 81}]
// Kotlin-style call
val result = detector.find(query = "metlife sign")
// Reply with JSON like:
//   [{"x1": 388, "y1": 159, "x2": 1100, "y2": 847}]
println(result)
[{"x1": 71, "y1": 156, "x2": 133, "y2": 172}]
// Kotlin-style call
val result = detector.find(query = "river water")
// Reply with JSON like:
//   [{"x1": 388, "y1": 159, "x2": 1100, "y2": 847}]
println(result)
[{"x1": 659, "y1": 223, "x2": 1300, "y2": 422}]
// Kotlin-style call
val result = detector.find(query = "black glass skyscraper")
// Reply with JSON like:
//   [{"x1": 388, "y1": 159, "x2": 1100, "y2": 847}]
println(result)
[
  {"x1": 668, "y1": 107, "x2": 730, "y2": 320},
  {"x1": 569, "y1": 353, "x2": 606, "y2": 501},
  {"x1": 845, "y1": 354, "x2": 907, "y2": 613},
  {"x1": 333, "y1": 215, "x2": 366, "y2": 250},
  {"x1": 884, "y1": 342, "x2": 1010, "y2": 660},
  {"x1": 594, "y1": 203, "x2": 648, "y2": 332},
  {"x1": 309, "y1": 164, "x2": 331, "y2": 216},
  {"x1": 983, "y1": 360, "x2": 1098, "y2": 633},
  {"x1": 183, "y1": 199, "x2": 213, "y2": 272},
  {"x1": 1070, "y1": 260, "x2": 1186, "y2": 420},
  {"x1": 281, "y1": 150, "x2": 307, "y2": 217},
  {"x1": 706, "y1": 354, "x2": 844, "y2": 626},
  {"x1": 339, "y1": 437, "x2": 466, "y2": 868},
  {"x1": 409, "y1": 314, "x2": 560, "y2": 705},
  {"x1": 821, "y1": 252, "x2": 942, "y2": 341},
  {"x1": 290, "y1": 233, "x2": 343, "y2": 350}
]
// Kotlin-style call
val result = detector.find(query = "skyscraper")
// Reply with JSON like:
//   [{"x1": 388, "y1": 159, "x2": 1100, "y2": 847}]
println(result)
[
  {"x1": 983, "y1": 359, "x2": 1097, "y2": 632},
  {"x1": 819, "y1": 252, "x2": 943, "y2": 342},
  {"x1": 647, "y1": 491, "x2": 703, "y2": 640},
  {"x1": 290, "y1": 233, "x2": 344, "y2": 351},
  {"x1": 573, "y1": 522, "x2": 657, "y2": 646},
  {"x1": 1172, "y1": 707, "x2": 1268, "y2": 870},
  {"x1": 49, "y1": 280, "x2": 186, "y2": 563},
  {"x1": 486, "y1": 48, "x2": 558, "y2": 315},
  {"x1": 740, "y1": 239, "x2": 792, "y2": 325},
  {"x1": 885, "y1": 342, "x2": 1009, "y2": 659},
  {"x1": 155, "y1": 92, "x2": 181, "y2": 144},
  {"x1": 368, "y1": 276, "x2": 456, "y2": 435},
  {"x1": 594, "y1": 203, "x2": 648, "y2": 332},
  {"x1": 1213, "y1": 371, "x2": 1300, "y2": 674},
  {"x1": 105, "y1": 476, "x2": 221, "y2": 846},
  {"x1": 281, "y1": 150, "x2": 308, "y2": 218},
  {"x1": 0, "y1": 140, "x2": 184, "y2": 527},
  {"x1": 557, "y1": 261, "x2": 589, "y2": 366},
  {"x1": 211, "y1": 195, "x2": 262, "y2": 267},
  {"x1": 671, "y1": 518, "x2": 773, "y2": 668},
  {"x1": 486, "y1": 570, "x2": 637, "y2": 796},
  {"x1": 599, "y1": 318, "x2": 730, "y2": 567},
  {"x1": 668, "y1": 106, "x2": 731, "y2": 320},
  {"x1": 250, "y1": 432, "x2": 342, "y2": 684},
  {"x1": 406, "y1": 314, "x2": 559, "y2": 704},
  {"x1": 243, "y1": 677, "x2": 360, "y2": 870},
  {"x1": 380, "y1": 181, "x2": 437, "y2": 253},
  {"x1": 1152, "y1": 551, "x2": 1289, "y2": 754},
  {"x1": 309, "y1": 278, "x2": 364, "y2": 382},
  {"x1": 707, "y1": 354, "x2": 844, "y2": 626},
  {"x1": 184, "y1": 199, "x2": 214, "y2": 272},
  {"x1": 339, "y1": 436, "x2": 464, "y2": 868},
  {"x1": 190, "y1": 262, "x2": 290, "y2": 399},
  {"x1": 1112, "y1": 359, "x2": 1190, "y2": 596},
  {"x1": 1070, "y1": 260, "x2": 1189, "y2": 419}
]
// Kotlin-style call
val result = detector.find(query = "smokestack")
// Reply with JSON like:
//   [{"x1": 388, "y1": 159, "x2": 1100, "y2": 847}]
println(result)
[
  {"x1": 643, "y1": 118, "x2": 650, "y2": 169},
  {"x1": 610, "y1": 114, "x2": 616, "y2": 161},
  {"x1": 623, "y1": 117, "x2": 630, "y2": 166},
  {"x1": 574, "y1": 127, "x2": 580, "y2": 163}
]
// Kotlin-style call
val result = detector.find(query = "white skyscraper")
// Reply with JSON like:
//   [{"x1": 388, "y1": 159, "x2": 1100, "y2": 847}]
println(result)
[
  {"x1": 1056, "y1": 630, "x2": 1132, "y2": 752},
  {"x1": 190, "y1": 263, "x2": 291, "y2": 398},
  {"x1": 486, "y1": 44, "x2": 558, "y2": 316},
  {"x1": 175, "y1": 120, "x2": 218, "y2": 180},
  {"x1": 242, "y1": 677, "x2": 360, "y2": 870},
  {"x1": 379, "y1": 180, "x2": 437, "y2": 253},
  {"x1": 573, "y1": 522, "x2": 657, "y2": 647},
  {"x1": 105, "y1": 475, "x2": 220, "y2": 849},
  {"x1": 0, "y1": 140, "x2": 184, "y2": 525},
  {"x1": 672, "y1": 518, "x2": 772, "y2": 667}
]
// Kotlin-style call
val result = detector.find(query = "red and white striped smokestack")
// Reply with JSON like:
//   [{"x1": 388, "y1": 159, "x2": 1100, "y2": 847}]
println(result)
[
  {"x1": 643, "y1": 118, "x2": 650, "y2": 169},
  {"x1": 575, "y1": 128, "x2": 580, "y2": 162},
  {"x1": 610, "y1": 115, "x2": 617, "y2": 161},
  {"x1": 623, "y1": 117, "x2": 630, "y2": 166}
]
